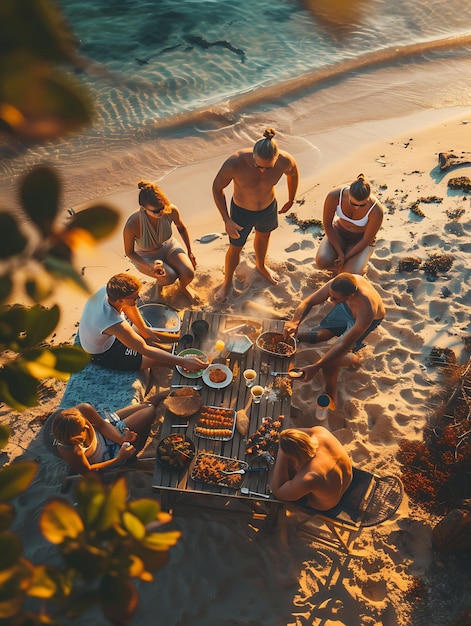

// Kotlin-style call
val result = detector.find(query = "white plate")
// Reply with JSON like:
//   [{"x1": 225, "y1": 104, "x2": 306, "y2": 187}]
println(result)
[{"x1": 202, "y1": 364, "x2": 233, "y2": 389}]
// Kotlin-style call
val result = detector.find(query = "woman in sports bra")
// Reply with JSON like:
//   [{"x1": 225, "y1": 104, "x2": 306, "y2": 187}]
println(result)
[
  {"x1": 316, "y1": 173, "x2": 384, "y2": 275},
  {"x1": 51, "y1": 401, "x2": 156, "y2": 475},
  {"x1": 124, "y1": 180, "x2": 197, "y2": 303}
]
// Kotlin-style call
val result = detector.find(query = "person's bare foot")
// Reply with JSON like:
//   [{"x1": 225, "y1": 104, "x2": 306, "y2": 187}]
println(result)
[
  {"x1": 214, "y1": 282, "x2": 231, "y2": 303},
  {"x1": 179, "y1": 285, "x2": 200, "y2": 305},
  {"x1": 257, "y1": 265, "x2": 280, "y2": 285},
  {"x1": 341, "y1": 352, "x2": 362, "y2": 369}
]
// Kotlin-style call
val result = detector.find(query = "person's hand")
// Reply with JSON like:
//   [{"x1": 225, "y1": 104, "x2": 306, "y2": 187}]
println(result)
[
  {"x1": 123, "y1": 428, "x2": 138, "y2": 443},
  {"x1": 224, "y1": 219, "x2": 243, "y2": 239},
  {"x1": 116, "y1": 442, "x2": 135, "y2": 461},
  {"x1": 299, "y1": 363, "x2": 320, "y2": 382},
  {"x1": 333, "y1": 252, "x2": 345, "y2": 267},
  {"x1": 278, "y1": 200, "x2": 294, "y2": 214},
  {"x1": 283, "y1": 320, "x2": 298, "y2": 339},
  {"x1": 188, "y1": 252, "x2": 197, "y2": 269},
  {"x1": 180, "y1": 356, "x2": 208, "y2": 373}
]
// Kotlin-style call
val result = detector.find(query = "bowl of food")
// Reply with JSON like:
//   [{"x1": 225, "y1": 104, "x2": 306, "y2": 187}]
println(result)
[
  {"x1": 202, "y1": 364, "x2": 233, "y2": 388},
  {"x1": 175, "y1": 348, "x2": 207, "y2": 378},
  {"x1": 256, "y1": 332, "x2": 296, "y2": 358},
  {"x1": 163, "y1": 387, "x2": 202, "y2": 417},
  {"x1": 156, "y1": 434, "x2": 195, "y2": 469}
]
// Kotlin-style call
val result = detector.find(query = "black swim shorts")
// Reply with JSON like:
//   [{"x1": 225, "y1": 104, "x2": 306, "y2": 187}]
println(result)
[
  {"x1": 90, "y1": 338, "x2": 142, "y2": 371},
  {"x1": 229, "y1": 198, "x2": 278, "y2": 246}
]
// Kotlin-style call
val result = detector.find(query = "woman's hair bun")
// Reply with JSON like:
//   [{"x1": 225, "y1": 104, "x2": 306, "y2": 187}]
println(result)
[
  {"x1": 356, "y1": 173, "x2": 365, "y2": 181},
  {"x1": 137, "y1": 180, "x2": 151, "y2": 189},
  {"x1": 263, "y1": 128, "x2": 276, "y2": 140}
]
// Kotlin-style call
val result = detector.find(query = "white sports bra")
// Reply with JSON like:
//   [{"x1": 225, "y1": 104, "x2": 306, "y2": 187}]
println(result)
[{"x1": 336, "y1": 187, "x2": 377, "y2": 227}]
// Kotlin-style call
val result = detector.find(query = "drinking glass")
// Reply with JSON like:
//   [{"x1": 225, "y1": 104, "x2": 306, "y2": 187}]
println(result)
[
  {"x1": 251, "y1": 385, "x2": 264, "y2": 404},
  {"x1": 243, "y1": 369, "x2": 257, "y2": 388}
]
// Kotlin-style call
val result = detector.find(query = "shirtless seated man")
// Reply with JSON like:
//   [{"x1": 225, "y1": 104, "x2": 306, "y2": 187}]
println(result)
[
  {"x1": 212, "y1": 127, "x2": 299, "y2": 303},
  {"x1": 284, "y1": 272, "x2": 385, "y2": 403},
  {"x1": 271, "y1": 426, "x2": 353, "y2": 510}
]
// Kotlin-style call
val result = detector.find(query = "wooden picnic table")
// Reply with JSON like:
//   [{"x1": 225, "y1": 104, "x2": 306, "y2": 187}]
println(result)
[{"x1": 152, "y1": 310, "x2": 294, "y2": 525}]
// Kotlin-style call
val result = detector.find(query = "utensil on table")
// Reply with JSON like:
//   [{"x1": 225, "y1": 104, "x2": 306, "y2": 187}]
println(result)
[
  {"x1": 240, "y1": 487, "x2": 270, "y2": 499},
  {"x1": 221, "y1": 467, "x2": 268, "y2": 476},
  {"x1": 270, "y1": 369, "x2": 306, "y2": 379},
  {"x1": 170, "y1": 384, "x2": 202, "y2": 390}
]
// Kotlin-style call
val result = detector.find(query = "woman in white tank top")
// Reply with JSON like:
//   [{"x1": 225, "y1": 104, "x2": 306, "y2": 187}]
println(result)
[{"x1": 316, "y1": 173, "x2": 384, "y2": 275}]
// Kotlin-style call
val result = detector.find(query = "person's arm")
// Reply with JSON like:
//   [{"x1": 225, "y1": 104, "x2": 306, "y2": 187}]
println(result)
[
  {"x1": 212, "y1": 157, "x2": 244, "y2": 239},
  {"x1": 77, "y1": 403, "x2": 137, "y2": 445},
  {"x1": 123, "y1": 213, "x2": 157, "y2": 279},
  {"x1": 283, "y1": 282, "x2": 331, "y2": 338},
  {"x1": 322, "y1": 190, "x2": 345, "y2": 265},
  {"x1": 301, "y1": 304, "x2": 374, "y2": 381},
  {"x1": 172, "y1": 207, "x2": 197, "y2": 269},
  {"x1": 122, "y1": 303, "x2": 179, "y2": 344},
  {"x1": 109, "y1": 321, "x2": 206, "y2": 371},
  {"x1": 343, "y1": 202, "x2": 384, "y2": 263},
  {"x1": 270, "y1": 448, "x2": 314, "y2": 501},
  {"x1": 278, "y1": 155, "x2": 299, "y2": 214}
]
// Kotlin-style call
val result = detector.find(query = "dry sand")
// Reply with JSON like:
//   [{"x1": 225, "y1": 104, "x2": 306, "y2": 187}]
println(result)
[{"x1": 1, "y1": 109, "x2": 471, "y2": 625}]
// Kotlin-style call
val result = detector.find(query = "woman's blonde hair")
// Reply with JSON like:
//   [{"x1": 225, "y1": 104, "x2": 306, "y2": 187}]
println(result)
[
  {"x1": 52, "y1": 408, "x2": 88, "y2": 446},
  {"x1": 137, "y1": 180, "x2": 171, "y2": 214},
  {"x1": 279, "y1": 429, "x2": 318, "y2": 466},
  {"x1": 253, "y1": 128, "x2": 279, "y2": 160}
]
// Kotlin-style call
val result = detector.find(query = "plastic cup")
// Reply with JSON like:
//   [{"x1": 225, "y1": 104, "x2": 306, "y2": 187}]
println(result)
[
  {"x1": 243, "y1": 369, "x2": 257, "y2": 388},
  {"x1": 316, "y1": 394, "x2": 333, "y2": 421},
  {"x1": 251, "y1": 385, "x2": 265, "y2": 404}
]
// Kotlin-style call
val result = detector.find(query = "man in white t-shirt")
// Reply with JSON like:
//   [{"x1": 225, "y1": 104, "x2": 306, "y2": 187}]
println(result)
[{"x1": 79, "y1": 273, "x2": 207, "y2": 372}]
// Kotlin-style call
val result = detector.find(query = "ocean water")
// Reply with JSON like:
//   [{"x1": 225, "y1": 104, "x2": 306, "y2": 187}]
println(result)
[{"x1": 1, "y1": 0, "x2": 471, "y2": 204}]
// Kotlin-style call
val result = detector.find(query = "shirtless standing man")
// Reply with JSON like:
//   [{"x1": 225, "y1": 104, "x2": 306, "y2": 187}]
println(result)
[
  {"x1": 271, "y1": 426, "x2": 353, "y2": 510},
  {"x1": 284, "y1": 272, "x2": 385, "y2": 402},
  {"x1": 212, "y1": 128, "x2": 299, "y2": 303}
]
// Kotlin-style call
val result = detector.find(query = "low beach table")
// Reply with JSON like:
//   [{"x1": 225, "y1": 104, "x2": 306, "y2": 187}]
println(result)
[{"x1": 152, "y1": 310, "x2": 293, "y2": 527}]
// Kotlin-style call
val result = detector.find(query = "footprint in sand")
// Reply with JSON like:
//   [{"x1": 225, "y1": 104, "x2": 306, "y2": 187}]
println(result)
[
  {"x1": 350, "y1": 441, "x2": 371, "y2": 464},
  {"x1": 370, "y1": 258, "x2": 392, "y2": 272},
  {"x1": 429, "y1": 298, "x2": 450, "y2": 320},
  {"x1": 360, "y1": 578, "x2": 388, "y2": 603}
]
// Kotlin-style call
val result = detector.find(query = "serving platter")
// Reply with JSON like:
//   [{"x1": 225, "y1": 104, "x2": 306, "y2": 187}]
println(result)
[
  {"x1": 191, "y1": 452, "x2": 248, "y2": 488},
  {"x1": 194, "y1": 405, "x2": 236, "y2": 441}
]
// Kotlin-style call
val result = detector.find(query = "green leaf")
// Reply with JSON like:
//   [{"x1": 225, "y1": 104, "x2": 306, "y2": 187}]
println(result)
[
  {"x1": 128, "y1": 498, "x2": 161, "y2": 525},
  {"x1": 34, "y1": 345, "x2": 90, "y2": 373},
  {"x1": 25, "y1": 270, "x2": 54, "y2": 303},
  {"x1": 39, "y1": 499, "x2": 84, "y2": 544},
  {"x1": 0, "y1": 503, "x2": 15, "y2": 532},
  {"x1": 0, "y1": 425, "x2": 10, "y2": 450},
  {"x1": 93, "y1": 477, "x2": 128, "y2": 532},
  {"x1": 0, "y1": 303, "x2": 59, "y2": 350},
  {"x1": 65, "y1": 204, "x2": 119, "y2": 240},
  {"x1": 121, "y1": 512, "x2": 146, "y2": 541},
  {"x1": 0, "y1": 275, "x2": 13, "y2": 303},
  {"x1": 20, "y1": 345, "x2": 89, "y2": 380},
  {"x1": 20, "y1": 166, "x2": 60, "y2": 237},
  {"x1": 141, "y1": 530, "x2": 181, "y2": 552},
  {"x1": 0, "y1": 462, "x2": 38, "y2": 502},
  {"x1": 0, "y1": 366, "x2": 39, "y2": 410},
  {"x1": 26, "y1": 564, "x2": 58, "y2": 599},
  {"x1": 43, "y1": 254, "x2": 89, "y2": 292},
  {"x1": 0, "y1": 0, "x2": 80, "y2": 63},
  {"x1": 0, "y1": 213, "x2": 28, "y2": 259},
  {"x1": 0, "y1": 531, "x2": 23, "y2": 570}
]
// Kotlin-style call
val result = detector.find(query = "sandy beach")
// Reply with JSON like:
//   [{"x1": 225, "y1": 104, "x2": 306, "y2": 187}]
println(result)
[{"x1": 1, "y1": 70, "x2": 471, "y2": 625}]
